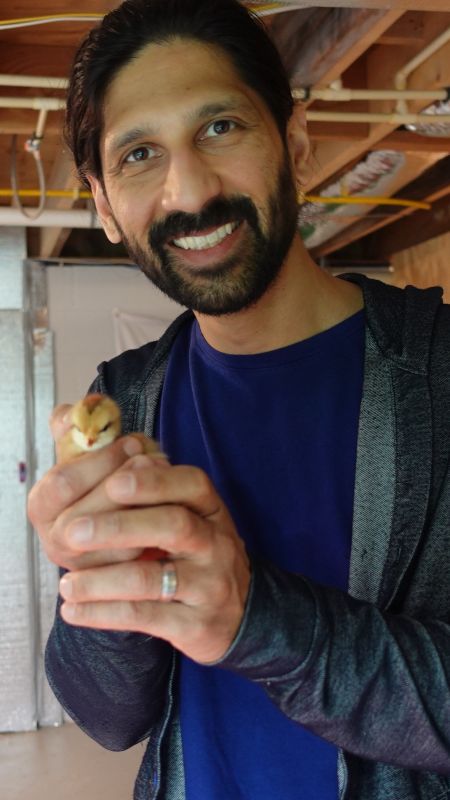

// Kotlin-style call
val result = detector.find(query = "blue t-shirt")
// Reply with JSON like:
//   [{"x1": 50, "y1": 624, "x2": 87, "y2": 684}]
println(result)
[{"x1": 156, "y1": 310, "x2": 365, "y2": 800}]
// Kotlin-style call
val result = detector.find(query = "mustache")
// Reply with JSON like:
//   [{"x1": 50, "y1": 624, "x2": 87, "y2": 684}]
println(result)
[{"x1": 149, "y1": 195, "x2": 259, "y2": 250}]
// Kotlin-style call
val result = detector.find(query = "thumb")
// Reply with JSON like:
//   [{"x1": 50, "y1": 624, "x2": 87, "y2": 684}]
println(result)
[{"x1": 49, "y1": 403, "x2": 73, "y2": 443}]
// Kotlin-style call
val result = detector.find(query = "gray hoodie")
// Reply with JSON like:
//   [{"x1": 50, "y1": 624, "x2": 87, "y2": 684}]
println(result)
[{"x1": 46, "y1": 274, "x2": 450, "y2": 799}]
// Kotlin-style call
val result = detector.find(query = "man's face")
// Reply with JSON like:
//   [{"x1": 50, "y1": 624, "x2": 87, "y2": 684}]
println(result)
[{"x1": 95, "y1": 39, "x2": 300, "y2": 315}]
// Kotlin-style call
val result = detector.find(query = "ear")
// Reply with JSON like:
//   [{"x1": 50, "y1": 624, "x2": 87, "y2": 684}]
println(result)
[
  {"x1": 285, "y1": 103, "x2": 311, "y2": 188},
  {"x1": 87, "y1": 176, "x2": 122, "y2": 244}
]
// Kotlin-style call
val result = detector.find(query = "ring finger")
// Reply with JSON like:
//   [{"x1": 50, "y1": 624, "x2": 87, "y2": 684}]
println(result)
[{"x1": 59, "y1": 558, "x2": 179, "y2": 605}]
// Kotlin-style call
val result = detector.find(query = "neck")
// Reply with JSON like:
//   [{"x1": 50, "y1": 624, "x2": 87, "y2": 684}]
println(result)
[{"x1": 194, "y1": 236, "x2": 363, "y2": 355}]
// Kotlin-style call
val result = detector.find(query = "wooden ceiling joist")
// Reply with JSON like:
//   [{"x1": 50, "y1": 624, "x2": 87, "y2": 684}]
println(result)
[
  {"x1": 308, "y1": 13, "x2": 450, "y2": 191},
  {"x1": 270, "y1": 6, "x2": 405, "y2": 89},
  {"x1": 311, "y1": 154, "x2": 450, "y2": 258},
  {"x1": 38, "y1": 148, "x2": 81, "y2": 258},
  {"x1": 315, "y1": 155, "x2": 450, "y2": 259},
  {"x1": 369, "y1": 131, "x2": 450, "y2": 154},
  {"x1": 351, "y1": 192, "x2": 450, "y2": 258}
]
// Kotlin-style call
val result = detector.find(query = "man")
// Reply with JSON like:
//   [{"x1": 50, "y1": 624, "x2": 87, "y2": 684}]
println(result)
[{"x1": 28, "y1": 1, "x2": 450, "y2": 798}]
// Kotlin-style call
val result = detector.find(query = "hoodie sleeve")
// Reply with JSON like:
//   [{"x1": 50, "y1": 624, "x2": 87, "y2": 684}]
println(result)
[{"x1": 216, "y1": 550, "x2": 450, "y2": 775}]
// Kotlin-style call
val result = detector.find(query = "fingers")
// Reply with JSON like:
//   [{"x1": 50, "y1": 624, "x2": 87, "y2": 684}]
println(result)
[
  {"x1": 105, "y1": 460, "x2": 222, "y2": 519},
  {"x1": 28, "y1": 436, "x2": 144, "y2": 530},
  {"x1": 59, "y1": 598, "x2": 191, "y2": 648},
  {"x1": 28, "y1": 437, "x2": 148, "y2": 571},
  {"x1": 58, "y1": 557, "x2": 246, "y2": 662},
  {"x1": 59, "y1": 552, "x2": 233, "y2": 609},
  {"x1": 63, "y1": 503, "x2": 212, "y2": 559},
  {"x1": 60, "y1": 559, "x2": 170, "y2": 603}
]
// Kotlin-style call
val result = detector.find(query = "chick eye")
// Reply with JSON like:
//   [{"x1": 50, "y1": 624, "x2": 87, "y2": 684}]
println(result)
[
  {"x1": 100, "y1": 423, "x2": 112, "y2": 433},
  {"x1": 124, "y1": 146, "x2": 156, "y2": 163},
  {"x1": 204, "y1": 119, "x2": 236, "y2": 138}
]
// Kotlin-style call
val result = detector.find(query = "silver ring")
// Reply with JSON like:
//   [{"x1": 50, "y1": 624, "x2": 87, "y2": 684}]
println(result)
[{"x1": 160, "y1": 561, "x2": 178, "y2": 602}]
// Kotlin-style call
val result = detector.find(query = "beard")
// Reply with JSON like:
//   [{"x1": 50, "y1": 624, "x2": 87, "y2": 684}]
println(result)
[{"x1": 113, "y1": 147, "x2": 299, "y2": 316}]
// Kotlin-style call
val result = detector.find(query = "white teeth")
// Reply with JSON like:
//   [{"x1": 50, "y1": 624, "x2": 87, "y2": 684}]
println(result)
[{"x1": 173, "y1": 222, "x2": 238, "y2": 251}]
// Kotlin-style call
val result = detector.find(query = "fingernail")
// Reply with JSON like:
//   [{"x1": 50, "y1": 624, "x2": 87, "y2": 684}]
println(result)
[
  {"x1": 122, "y1": 437, "x2": 143, "y2": 457},
  {"x1": 69, "y1": 517, "x2": 93, "y2": 543},
  {"x1": 107, "y1": 471, "x2": 136, "y2": 499},
  {"x1": 60, "y1": 577, "x2": 73, "y2": 597},
  {"x1": 62, "y1": 603, "x2": 77, "y2": 619}
]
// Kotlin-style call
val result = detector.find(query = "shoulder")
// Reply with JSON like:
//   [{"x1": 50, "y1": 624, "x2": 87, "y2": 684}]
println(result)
[
  {"x1": 98, "y1": 310, "x2": 194, "y2": 397},
  {"x1": 89, "y1": 310, "x2": 193, "y2": 432},
  {"x1": 340, "y1": 273, "x2": 445, "y2": 371}
]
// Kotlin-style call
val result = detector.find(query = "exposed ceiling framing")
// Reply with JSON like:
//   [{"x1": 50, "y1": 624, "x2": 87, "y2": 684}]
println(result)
[{"x1": 0, "y1": 0, "x2": 448, "y2": 268}]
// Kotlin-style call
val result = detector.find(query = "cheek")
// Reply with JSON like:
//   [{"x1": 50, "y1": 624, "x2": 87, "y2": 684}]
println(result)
[
  {"x1": 109, "y1": 183, "x2": 160, "y2": 241},
  {"x1": 223, "y1": 140, "x2": 283, "y2": 201}
]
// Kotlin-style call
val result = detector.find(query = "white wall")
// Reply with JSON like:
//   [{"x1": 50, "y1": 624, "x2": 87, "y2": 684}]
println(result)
[{"x1": 47, "y1": 265, "x2": 182, "y2": 404}]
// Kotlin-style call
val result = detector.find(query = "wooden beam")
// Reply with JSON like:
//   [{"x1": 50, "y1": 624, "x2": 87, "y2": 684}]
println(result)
[
  {"x1": 0, "y1": 43, "x2": 75, "y2": 77},
  {"x1": 377, "y1": 12, "x2": 425, "y2": 46},
  {"x1": 0, "y1": 109, "x2": 62, "y2": 136},
  {"x1": 270, "y1": 7, "x2": 404, "y2": 89},
  {"x1": 308, "y1": 121, "x2": 370, "y2": 142},
  {"x1": 368, "y1": 131, "x2": 450, "y2": 154},
  {"x1": 308, "y1": 13, "x2": 450, "y2": 191},
  {"x1": 309, "y1": 155, "x2": 450, "y2": 258},
  {"x1": 38, "y1": 149, "x2": 83, "y2": 258},
  {"x1": 359, "y1": 193, "x2": 450, "y2": 257}
]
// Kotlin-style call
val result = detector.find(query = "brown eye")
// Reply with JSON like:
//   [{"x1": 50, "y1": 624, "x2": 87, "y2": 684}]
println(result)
[
  {"x1": 213, "y1": 120, "x2": 231, "y2": 134},
  {"x1": 124, "y1": 145, "x2": 157, "y2": 163},
  {"x1": 100, "y1": 423, "x2": 111, "y2": 433},
  {"x1": 203, "y1": 119, "x2": 237, "y2": 139}
]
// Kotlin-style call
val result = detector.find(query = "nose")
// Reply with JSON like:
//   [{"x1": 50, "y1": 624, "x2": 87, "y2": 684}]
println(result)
[{"x1": 160, "y1": 148, "x2": 222, "y2": 215}]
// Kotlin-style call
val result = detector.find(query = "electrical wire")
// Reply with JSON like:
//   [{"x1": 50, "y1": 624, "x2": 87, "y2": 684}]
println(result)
[
  {"x1": 304, "y1": 195, "x2": 431, "y2": 210},
  {"x1": 245, "y1": 3, "x2": 309, "y2": 15},
  {"x1": 10, "y1": 135, "x2": 47, "y2": 219},
  {"x1": 0, "y1": 188, "x2": 91, "y2": 199},
  {"x1": 0, "y1": 185, "x2": 430, "y2": 211},
  {"x1": 0, "y1": 14, "x2": 103, "y2": 31},
  {"x1": 0, "y1": 6, "x2": 299, "y2": 30}
]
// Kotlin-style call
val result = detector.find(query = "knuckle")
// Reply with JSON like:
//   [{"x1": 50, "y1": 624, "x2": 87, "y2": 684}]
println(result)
[
  {"x1": 28, "y1": 469, "x2": 65, "y2": 521},
  {"x1": 105, "y1": 510, "x2": 121, "y2": 537},
  {"x1": 49, "y1": 403, "x2": 72, "y2": 435},
  {"x1": 27, "y1": 481, "x2": 41, "y2": 524},
  {"x1": 128, "y1": 562, "x2": 153, "y2": 597},
  {"x1": 168, "y1": 505, "x2": 190, "y2": 534},
  {"x1": 190, "y1": 467, "x2": 212, "y2": 501},
  {"x1": 104, "y1": 440, "x2": 126, "y2": 472},
  {"x1": 49, "y1": 466, "x2": 76, "y2": 504},
  {"x1": 167, "y1": 506, "x2": 196, "y2": 546},
  {"x1": 128, "y1": 600, "x2": 149, "y2": 627}
]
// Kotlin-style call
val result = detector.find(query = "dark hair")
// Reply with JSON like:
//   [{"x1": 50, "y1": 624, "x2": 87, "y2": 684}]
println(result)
[{"x1": 65, "y1": 0, "x2": 294, "y2": 187}]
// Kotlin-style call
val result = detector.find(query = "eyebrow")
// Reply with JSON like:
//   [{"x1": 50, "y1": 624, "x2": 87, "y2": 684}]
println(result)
[
  {"x1": 106, "y1": 98, "x2": 256, "y2": 157},
  {"x1": 107, "y1": 126, "x2": 157, "y2": 156}
]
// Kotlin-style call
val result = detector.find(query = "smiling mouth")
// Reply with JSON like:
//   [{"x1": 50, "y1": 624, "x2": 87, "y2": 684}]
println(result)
[{"x1": 171, "y1": 221, "x2": 240, "y2": 251}]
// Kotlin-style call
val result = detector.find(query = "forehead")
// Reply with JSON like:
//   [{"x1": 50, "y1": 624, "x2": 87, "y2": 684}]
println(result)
[{"x1": 101, "y1": 38, "x2": 275, "y2": 151}]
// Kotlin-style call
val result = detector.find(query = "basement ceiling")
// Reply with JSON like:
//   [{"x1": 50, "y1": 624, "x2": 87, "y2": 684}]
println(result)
[{"x1": 0, "y1": 0, "x2": 449, "y2": 267}]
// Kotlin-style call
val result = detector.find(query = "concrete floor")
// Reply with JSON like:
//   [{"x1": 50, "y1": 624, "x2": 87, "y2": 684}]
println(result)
[{"x1": 0, "y1": 723, "x2": 144, "y2": 799}]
